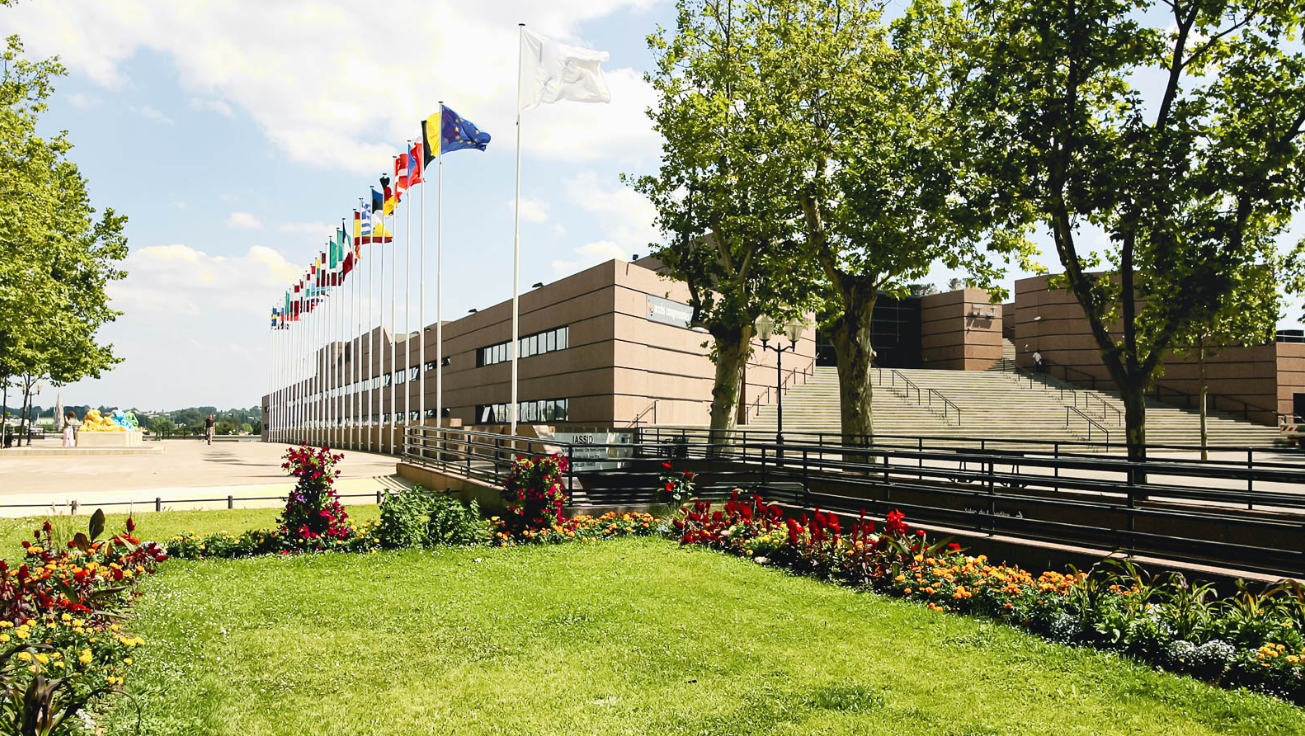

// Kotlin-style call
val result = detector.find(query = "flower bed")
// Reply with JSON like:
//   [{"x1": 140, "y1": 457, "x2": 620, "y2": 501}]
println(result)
[
  {"x1": 674, "y1": 488, "x2": 1305, "y2": 705},
  {"x1": 0, "y1": 512, "x2": 168, "y2": 734}
]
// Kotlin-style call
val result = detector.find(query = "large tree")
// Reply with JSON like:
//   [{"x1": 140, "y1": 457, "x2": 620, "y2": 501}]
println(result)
[
  {"x1": 635, "y1": 0, "x2": 819, "y2": 436},
  {"x1": 0, "y1": 35, "x2": 128, "y2": 442},
  {"x1": 965, "y1": 0, "x2": 1305, "y2": 461},
  {"x1": 757, "y1": 0, "x2": 1036, "y2": 445}
]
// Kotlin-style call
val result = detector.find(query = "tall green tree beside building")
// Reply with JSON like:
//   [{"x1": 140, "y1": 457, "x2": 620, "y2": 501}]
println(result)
[
  {"x1": 0, "y1": 35, "x2": 128, "y2": 441},
  {"x1": 757, "y1": 0, "x2": 1036, "y2": 445},
  {"x1": 635, "y1": 0, "x2": 819, "y2": 436},
  {"x1": 963, "y1": 0, "x2": 1305, "y2": 461}
]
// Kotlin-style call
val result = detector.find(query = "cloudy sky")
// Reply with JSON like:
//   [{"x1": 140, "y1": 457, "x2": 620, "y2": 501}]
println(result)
[{"x1": 2, "y1": 0, "x2": 1301, "y2": 410}]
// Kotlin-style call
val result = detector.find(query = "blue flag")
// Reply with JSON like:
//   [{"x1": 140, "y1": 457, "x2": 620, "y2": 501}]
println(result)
[{"x1": 440, "y1": 105, "x2": 491, "y2": 154}]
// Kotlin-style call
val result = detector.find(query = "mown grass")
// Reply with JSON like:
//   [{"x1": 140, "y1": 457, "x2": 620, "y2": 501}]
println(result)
[
  {"x1": 101, "y1": 535, "x2": 1305, "y2": 736},
  {"x1": 0, "y1": 505, "x2": 380, "y2": 564}
]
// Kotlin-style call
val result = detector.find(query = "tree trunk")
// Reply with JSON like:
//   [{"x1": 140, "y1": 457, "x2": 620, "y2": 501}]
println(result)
[
  {"x1": 1121, "y1": 382, "x2": 1147, "y2": 464},
  {"x1": 707, "y1": 323, "x2": 752, "y2": 450},
  {"x1": 1198, "y1": 343, "x2": 1208, "y2": 461},
  {"x1": 18, "y1": 379, "x2": 32, "y2": 447},
  {"x1": 828, "y1": 281, "x2": 878, "y2": 448}
]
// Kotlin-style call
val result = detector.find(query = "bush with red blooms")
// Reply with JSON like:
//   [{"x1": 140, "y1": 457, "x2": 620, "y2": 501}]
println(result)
[
  {"x1": 658, "y1": 462, "x2": 696, "y2": 506},
  {"x1": 674, "y1": 490, "x2": 954, "y2": 586},
  {"x1": 7, "y1": 510, "x2": 168, "y2": 624},
  {"x1": 279, "y1": 444, "x2": 352, "y2": 551},
  {"x1": 501, "y1": 453, "x2": 569, "y2": 534}
]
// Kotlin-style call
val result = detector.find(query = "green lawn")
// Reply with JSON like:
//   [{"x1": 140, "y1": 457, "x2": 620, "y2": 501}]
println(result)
[
  {"x1": 0, "y1": 505, "x2": 380, "y2": 563},
  {"x1": 99, "y1": 532, "x2": 1305, "y2": 735}
]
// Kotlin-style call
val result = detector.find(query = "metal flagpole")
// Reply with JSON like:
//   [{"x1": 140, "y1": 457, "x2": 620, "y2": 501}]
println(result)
[
  {"x1": 368, "y1": 202, "x2": 376, "y2": 453},
  {"x1": 268, "y1": 327, "x2": 273, "y2": 442},
  {"x1": 511, "y1": 23, "x2": 525, "y2": 437},
  {"x1": 420, "y1": 127, "x2": 428, "y2": 442},
  {"x1": 356, "y1": 209, "x2": 363, "y2": 451},
  {"x1": 405, "y1": 141, "x2": 413, "y2": 457},
  {"x1": 435, "y1": 101, "x2": 443, "y2": 443},
  {"x1": 389, "y1": 164, "x2": 398, "y2": 455},
  {"x1": 379, "y1": 187, "x2": 388, "y2": 454}
]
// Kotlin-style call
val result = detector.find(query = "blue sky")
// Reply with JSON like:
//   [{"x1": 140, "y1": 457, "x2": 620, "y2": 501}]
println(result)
[{"x1": 2, "y1": 0, "x2": 1301, "y2": 410}]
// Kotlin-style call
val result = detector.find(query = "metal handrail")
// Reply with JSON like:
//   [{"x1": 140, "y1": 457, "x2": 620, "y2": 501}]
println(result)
[
  {"x1": 1066, "y1": 405, "x2": 1110, "y2": 443},
  {"x1": 628, "y1": 400, "x2": 659, "y2": 427},
  {"x1": 889, "y1": 369, "x2": 922, "y2": 404},
  {"x1": 1081, "y1": 393, "x2": 1122, "y2": 425},
  {"x1": 745, "y1": 359, "x2": 815, "y2": 423},
  {"x1": 1151, "y1": 382, "x2": 1276, "y2": 423},
  {"x1": 927, "y1": 388, "x2": 961, "y2": 425}
]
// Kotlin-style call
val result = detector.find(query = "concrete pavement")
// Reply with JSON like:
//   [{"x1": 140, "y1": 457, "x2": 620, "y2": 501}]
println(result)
[{"x1": 0, "y1": 439, "x2": 411, "y2": 516}]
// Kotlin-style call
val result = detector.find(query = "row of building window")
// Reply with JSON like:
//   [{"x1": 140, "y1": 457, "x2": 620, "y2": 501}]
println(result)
[
  {"x1": 475, "y1": 398, "x2": 569, "y2": 424},
  {"x1": 477, "y1": 326, "x2": 569, "y2": 367}
]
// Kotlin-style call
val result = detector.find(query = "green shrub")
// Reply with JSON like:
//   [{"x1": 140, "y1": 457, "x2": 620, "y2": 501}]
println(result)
[{"x1": 378, "y1": 487, "x2": 484, "y2": 549}]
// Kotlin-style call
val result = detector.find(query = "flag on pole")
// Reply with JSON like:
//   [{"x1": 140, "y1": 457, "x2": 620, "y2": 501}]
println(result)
[
  {"x1": 408, "y1": 142, "x2": 423, "y2": 184},
  {"x1": 438, "y1": 106, "x2": 491, "y2": 153},
  {"x1": 394, "y1": 153, "x2": 409, "y2": 196},
  {"x1": 518, "y1": 29, "x2": 612, "y2": 111},
  {"x1": 371, "y1": 188, "x2": 385, "y2": 218}
]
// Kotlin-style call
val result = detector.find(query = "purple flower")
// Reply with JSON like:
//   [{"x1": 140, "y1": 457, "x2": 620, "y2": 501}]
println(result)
[{"x1": 295, "y1": 494, "x2": 306, "y2": 503}]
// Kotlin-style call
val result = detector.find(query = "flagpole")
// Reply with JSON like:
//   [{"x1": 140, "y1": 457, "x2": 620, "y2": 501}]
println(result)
[
  {"x1": 404, "y1": 140, "x2": 413, "y2": 458},
  {"x1": 368, "y1": 204, "x2": 376, "y2": 454},
  {"x1": 420, "y1": 126, "x2": 429, "y2": 446},
  {"x1": 435, "y1": 101, "x2": 444, "y2": 446},
  {"x1": 511, "y1": 22, "x2": 525, "y2": 438},
  {"x1": 389, "y1": 164, "x2": 398, "y2": 456},
  {"x1": 267, "y1": 326, "x2": 273, "y2": 442}
]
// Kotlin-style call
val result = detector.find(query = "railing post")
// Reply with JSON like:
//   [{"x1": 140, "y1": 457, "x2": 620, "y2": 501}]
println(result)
[
  {"x1": 1247, "y1": 448, "x2": 1254, "y2": 510},
  {"x1": 802, "y1": 448, "x2": 810, "y2": 508},
  {"x1": 155, "y1": 497, "x2": 161, "y2": 513},
  {"x1": 986, "y1": 458, "x2": 996, "y2": 536},
  {"x1": 918, "y1": 437, "x2": 923, "y2": 481}
]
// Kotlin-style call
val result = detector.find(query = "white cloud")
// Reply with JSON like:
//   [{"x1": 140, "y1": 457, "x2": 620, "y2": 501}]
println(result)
[
  {"x1": 2, "y1": 1, "x2": 663, "y2": 174},
  {"x1": 551, "y1": 240, "x2": 629, "y2": 276},
  {"x1": 171, "y1": 200, "x2": 187, "y2": 210},
  {"x1": 512, "y1": 197, "x2": 550, "y2": 223},
  {"x1": 227, "y1": 211, "x2": 262, "y2": 230},
  {"x1": 551, "y1": 223, "x2": 567, "y2": 237},
  {"x1": 190, "y1": 97, "x2": 234, "y2": 118},
  {"x1": 565, "y1": 170, "x2": 659, "y2": 253},
  {"x1": 108, "y1": 244, "x2": 300, "y2": 316},
  {"x1": 131, "y1": 105, "x2": 174, "y2": 124},
  {"x1": 66, "y1": 92, "x2": 96, "y2": 108}
]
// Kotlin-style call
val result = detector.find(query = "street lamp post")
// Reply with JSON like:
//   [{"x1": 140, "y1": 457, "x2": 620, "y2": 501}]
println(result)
[{"x1": 754, "y1": 315, "x2": 805, "y2": 447}]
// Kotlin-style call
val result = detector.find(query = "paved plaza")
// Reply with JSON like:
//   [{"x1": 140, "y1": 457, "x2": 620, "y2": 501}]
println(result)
[{"x1": 0, "y1": 439, "x2": 408, "y2": 516}]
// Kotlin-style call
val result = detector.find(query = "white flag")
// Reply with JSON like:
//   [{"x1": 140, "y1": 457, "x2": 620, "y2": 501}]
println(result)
[{"x1": 519, "y1": 28, "x2": 612, "y2": 111}]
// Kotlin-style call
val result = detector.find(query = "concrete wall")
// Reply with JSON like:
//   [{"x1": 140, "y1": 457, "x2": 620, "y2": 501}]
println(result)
[
  {"x1": 919, "y1": 288, "x2": 1003, "y2": 370},
  {"x1": 1011, "y1": 274, "x2": 1288, "y2": 424},
  {"x1": 264, "y1": 258, "x2": 816, "y2": 450}
]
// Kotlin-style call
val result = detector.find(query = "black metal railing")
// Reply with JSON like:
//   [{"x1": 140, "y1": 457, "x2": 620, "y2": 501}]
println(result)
[
  {"x1": 402, "y1": 425, "x2": 1305, "y2": 577},
  {"x1": 927, "y1": 388, "x2": 961, "y2": 425},
  {"x1": 745, "y1": 360, "x2": 815, "y2": 423},
  {"x1": 1066, "y1": 405, "x2": 1110, "y2": 443}
]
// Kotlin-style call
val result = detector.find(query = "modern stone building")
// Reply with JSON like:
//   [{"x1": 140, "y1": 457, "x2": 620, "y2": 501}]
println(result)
[{"x1": 261, "y1": 257, "x2": 817, "y2": 448}]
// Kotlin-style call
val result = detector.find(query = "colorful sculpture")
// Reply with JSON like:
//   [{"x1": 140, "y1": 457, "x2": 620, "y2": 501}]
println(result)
[{"x1": 80, "y1": 409, "x2": 138, "y2": 432}]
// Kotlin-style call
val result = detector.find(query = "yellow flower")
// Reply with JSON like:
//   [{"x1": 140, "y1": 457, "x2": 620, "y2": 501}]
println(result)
[
  {"x1": 78, "y1": 650, "x2": 93, "y2": 665},
  {"x1": 16, "y1": 652, "x2": 31, "y2": 663},
  {"x1": 34, "y1": 654, "x2": 48, "y2": 665}
]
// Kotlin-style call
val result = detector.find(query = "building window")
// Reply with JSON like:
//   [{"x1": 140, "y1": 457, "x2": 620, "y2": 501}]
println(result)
[
  {"x1": 409, "y1": 366, "x2": 419, "y2": 381},
  {"x1": 474, "y1": 398, "x2": 568, "y2": 425},
  {"x1": 425, "y1": 360, "x2": 437, "y2": 372},
  {"x1": 476, "y1": 326, "x2": 570, "y2": 367},
  {"x1": 395, "y1": 370, "x2": 405, "y2": 385}
]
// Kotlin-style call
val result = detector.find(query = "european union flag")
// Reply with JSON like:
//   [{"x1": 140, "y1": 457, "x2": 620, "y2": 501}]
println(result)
[{"x1": 440, "y1": 105, "x2": 491, "y2": 154}]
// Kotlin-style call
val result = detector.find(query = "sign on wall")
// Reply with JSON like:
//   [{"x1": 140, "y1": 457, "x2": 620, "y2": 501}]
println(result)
[
  {"x1": 553, "y1": 431, "x2": 632, "y2": 471},
  {"x1": 646, "y1": 295, "x2": 694, "y2": 329}
]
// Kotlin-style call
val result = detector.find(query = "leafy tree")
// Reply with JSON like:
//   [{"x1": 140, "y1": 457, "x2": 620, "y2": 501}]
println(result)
[
  {"x1": 0, "y1": 36, "x2": 128, "y2": 443},
  {"x1": 149, "y1": 416, "x2": 175, "y2": 437},
  {"x1": 755, "y1": 0, "x2": 1035, "y2": 444},
  {"x1": 634, "y1": 0, "x2": 820, "y2": 437},
  {"x1": 215, "y1": 421, "x2": 236, "y2": 436},
  {"x1": 964, "y1": 0, "x2": 1305, "y2": 461},
  {"x1": 1171, "y1": 264, "x2": 1280, "y2": 459}
]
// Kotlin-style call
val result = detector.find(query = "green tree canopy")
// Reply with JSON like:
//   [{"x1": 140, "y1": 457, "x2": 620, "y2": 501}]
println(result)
[{"x1": 964, "y1": 0, "x2": 1305, "y2": 460}]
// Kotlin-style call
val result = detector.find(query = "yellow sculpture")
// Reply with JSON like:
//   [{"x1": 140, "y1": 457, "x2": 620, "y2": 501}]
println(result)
[{"x1": 80, "y1": 409, "x2": 125, "y2": 432}]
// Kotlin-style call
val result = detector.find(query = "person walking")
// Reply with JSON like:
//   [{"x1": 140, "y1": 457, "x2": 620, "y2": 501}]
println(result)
[
  {"x1": 61, "y1": 410, "x2": 78, "y2": 448},
  {"x1": 204, "y1": 414, "x2": 215, "y2": 446}
]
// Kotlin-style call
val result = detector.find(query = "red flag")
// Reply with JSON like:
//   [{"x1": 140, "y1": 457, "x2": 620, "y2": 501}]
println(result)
[
  {"x1": 394, "y1": 153, "x2": 409, "y2": 194},
  {"x1": 342, "y1": 252, "x2": 354, "y2": 275},
  {"x1": 409, "y1": 142, "x2": 423, "y2": 185}
]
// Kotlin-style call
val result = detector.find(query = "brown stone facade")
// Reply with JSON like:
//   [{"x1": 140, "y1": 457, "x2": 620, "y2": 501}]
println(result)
[
  {"x1": 919, "y1": 288, "x2": 1003, "y2": 370},
  {"x1": 1012, "y1": 274, "x2": 1305, "y2": 425},
  {"x1": 262, "y1": 258, "x2": 815, "y2": 442}
]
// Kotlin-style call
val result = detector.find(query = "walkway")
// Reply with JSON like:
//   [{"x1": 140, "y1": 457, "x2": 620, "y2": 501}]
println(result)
[{"x1": 0, "y1": 439, "x2": 409, "y2": 516}]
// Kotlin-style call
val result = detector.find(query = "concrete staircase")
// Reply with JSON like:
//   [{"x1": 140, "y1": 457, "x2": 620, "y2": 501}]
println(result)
[{"x1": 744, "y1": 340, "x2": 1283, "y2": 449}]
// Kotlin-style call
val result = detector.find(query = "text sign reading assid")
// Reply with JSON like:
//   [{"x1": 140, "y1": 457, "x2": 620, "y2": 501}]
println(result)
[{"x1": 646, "y1": 295, "x2": 693, "y2": 329}]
